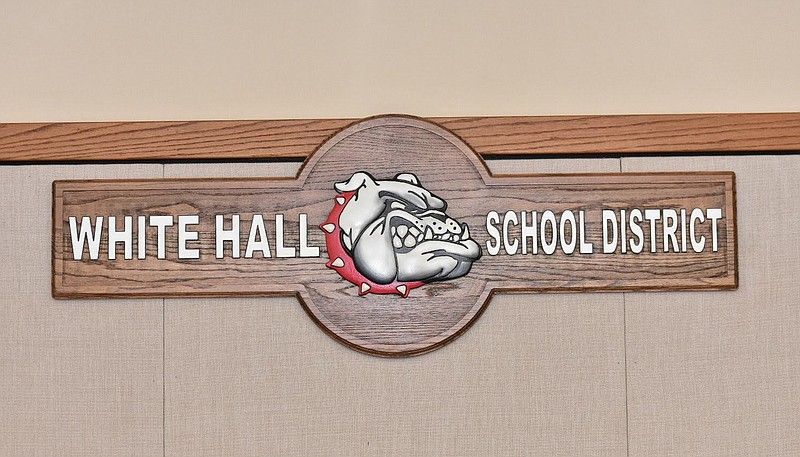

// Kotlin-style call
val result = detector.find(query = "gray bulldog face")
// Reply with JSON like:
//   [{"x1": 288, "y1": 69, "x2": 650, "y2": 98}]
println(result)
[{"x1": 334, "y1": 172, "x2": 481, "y2": 285}]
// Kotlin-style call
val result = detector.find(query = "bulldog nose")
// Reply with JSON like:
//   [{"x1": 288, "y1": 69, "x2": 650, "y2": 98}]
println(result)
[
  {"x1": 445, "y1": 218, "x2": 461, "y2": 234},
  {"x1": 424, "y1": 214, "x2": 463, "y2": 236}
]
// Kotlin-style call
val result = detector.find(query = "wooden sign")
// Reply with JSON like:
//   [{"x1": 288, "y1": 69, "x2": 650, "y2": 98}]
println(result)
[{"x1": 53, "y1": 116, "x2": 736, "y2": 356}]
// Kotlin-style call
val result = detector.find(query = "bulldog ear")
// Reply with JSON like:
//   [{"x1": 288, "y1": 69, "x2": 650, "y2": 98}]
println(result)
[
  {"x1": 335, "y1": 172, "x2": 377, "y2": 193},
  {"x1": 394, "y1": 173, "x2": 420, "y2": 185}
]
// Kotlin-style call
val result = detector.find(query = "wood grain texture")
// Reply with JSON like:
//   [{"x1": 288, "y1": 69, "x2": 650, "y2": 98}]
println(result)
[
  {"x1": 52, "y1": 116, "x2": 737, "y2": 356},
  {"x1": 5, "y1": 112, "x2": 800, "y2": 162}
]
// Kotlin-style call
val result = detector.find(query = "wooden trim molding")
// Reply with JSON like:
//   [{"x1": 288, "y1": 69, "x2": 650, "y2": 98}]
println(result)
[{"x1": 1, "y1": 112, "x2": 799, "y2": 162}]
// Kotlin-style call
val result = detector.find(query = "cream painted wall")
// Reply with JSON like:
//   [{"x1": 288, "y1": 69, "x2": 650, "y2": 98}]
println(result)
[{"x1": 1, "y1": 1, "x2": 798, "y2": 122}]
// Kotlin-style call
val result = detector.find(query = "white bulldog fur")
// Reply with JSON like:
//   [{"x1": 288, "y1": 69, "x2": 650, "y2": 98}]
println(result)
[{"x1": 334, "y1": 172, "x2": 481, "y2": 284}]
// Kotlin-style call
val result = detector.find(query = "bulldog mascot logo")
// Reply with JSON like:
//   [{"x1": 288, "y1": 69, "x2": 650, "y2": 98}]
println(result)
[{"x1": 320, "y1": 172, "x2": 482, "y2": 297}]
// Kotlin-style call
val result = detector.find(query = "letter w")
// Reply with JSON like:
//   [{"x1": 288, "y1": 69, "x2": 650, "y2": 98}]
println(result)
[{"x1": 69, "y1": 216, "x2": 104, "y2": 260}]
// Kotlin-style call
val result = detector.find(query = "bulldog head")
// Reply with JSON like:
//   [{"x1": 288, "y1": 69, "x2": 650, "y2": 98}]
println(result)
[{"x1": 331, "y1": 171, "x2": 481, "y2": 286}]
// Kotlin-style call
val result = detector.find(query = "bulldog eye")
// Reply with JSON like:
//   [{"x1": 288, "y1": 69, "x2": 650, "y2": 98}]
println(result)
[
  {"x1": 389, "y1": 198, "x2": 425, "y2": 214},
  {"x1": 379, "y1": 190, "x2": 429, "y2": 212}
]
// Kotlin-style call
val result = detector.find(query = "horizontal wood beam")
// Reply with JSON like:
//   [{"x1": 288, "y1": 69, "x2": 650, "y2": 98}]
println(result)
[{"x1": 2, "y1": 113, "x2": 799, "y2": 162}]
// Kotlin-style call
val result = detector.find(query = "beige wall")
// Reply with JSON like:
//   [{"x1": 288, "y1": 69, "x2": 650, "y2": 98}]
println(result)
[
  {"x1": 1, "y1": 1, "x2": 799, "y2": 122},
  {"x1": 1, "y1": 2, "x2": 799, "y2": 456}
]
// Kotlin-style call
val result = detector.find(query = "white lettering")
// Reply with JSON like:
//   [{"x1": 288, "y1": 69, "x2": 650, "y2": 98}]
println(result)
[
  {"x1": 215, "y1": 214, "x2": 240, "y2": 258},
  {"x1": 579, "y1": 210, "x2": 593, "y2": 254},
  {"x1": 690, "y1": 208, "x2": 705, "y2": 252},
  {"x1": 521, "y1": 211, "x2": 538, "y2": 255},
  {"x1": 644, "y1": 209, "x2": 661, "y2": 253},
  {"x1": 662, "y1": 209, "x2": 679, "y2": 253},
  {"x1": 486, "y1": 211, "x2": 501, "y2": 256},
  {"x1": 503, "y1": 210, "x2": 519, "y2": 255},
  {"x1": 275, "y1": 214, "x2": 296, "y2": 258},
  {"x1": 560, "y1": 210, "x2": 577, "y2": 255},
  {"x1": 108, "y1": 216, "x2": 133, "y2": 260},
  {"x1": 69, "y1": 216, "x2": 103, "y2": 260},
  {"x1": 680, "y1": 208, "x2": 687, "y2": 252},
  {"x1": 149, "y1": 215, "x2": 174, "y2": 260},
  {"x1": 603, "y1": 210, "x2": 618, "y2": 254},
  {"x1": 178, "y1": 215, "x2": 200, "y2": 259},
  {"x1": 299, "y1": 213, "x2": 320, "y2": 258},
  {"x1": 629, "y1": 209, "x2": 644, "y2": 254},
  {"x1": 137, "y1": 215, "x2": 146, "y2": 259},
  {"x1": 245, "y1": 215, "x2": 271, "y2": 258},
  {"x1": 540, "y1": 210, "x2": 557, "y2": 255},
  {"x1": 707, "y1": 208, "x2": 722, "y2": 252}
]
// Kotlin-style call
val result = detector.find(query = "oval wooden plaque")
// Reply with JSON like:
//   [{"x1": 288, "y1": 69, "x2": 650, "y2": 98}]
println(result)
[{"x1": 53, "y1": 115, "x2": 736, "y2": 356}]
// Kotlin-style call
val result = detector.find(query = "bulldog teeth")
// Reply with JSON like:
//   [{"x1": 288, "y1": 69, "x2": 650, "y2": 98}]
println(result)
[
  {"x1": 452, "y1": 234, "x2": 459, "y2": 242},
  {"x1": 335, "y1": 196, "x2": 346, "y2": 205},
  {"x1": 396, "y1": 284, "x2": 407, "y2": 295},
  {"x1": 321, "y1": 223, "x2": 336, "y2": 234},
  {"x1": 409, "y1": 227, "x2": 420, "y2": 237},
  {"x1": 461, "y1": 223, "x2": 470, "y2": 240},
  {"x1": 393, "y1": 236, "x2": 403, "y2": 249},
  {"x1": 403, "y1": 235, "x2": 417, "y2": 248},
  {"x1": 424, "y1": 227, "x2": 434, "y2": 240},
  {"x1": 397, "y1": 225, "x2": 408, "y2": 237},
  {"x1": 391, "y1": 226, "x2": 397, "y2": 236},
  {"x1": 331, "y1": 257, "x2": 345, "y2": 268},
  {"x1": 360, "y1": 282, "x2": 371, "y2": 294},
  {"x1": 442, "y1": 233, "x2": 451, "y2": 241}
]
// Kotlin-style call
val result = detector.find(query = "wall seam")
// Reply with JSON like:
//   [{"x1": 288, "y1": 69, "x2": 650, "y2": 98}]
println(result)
[
  {"x1": 619, "y1": 156, "x2": 631, "y2": 457},
  {"x1": 623, "y1": 292, "x2": 630, "y2": 457},
  {"x1": 162, "y1": 163, "x2": 167, "y2": 457},
  {"x1": 162, "y1": 298, "x2": 166, "y2": 457}
]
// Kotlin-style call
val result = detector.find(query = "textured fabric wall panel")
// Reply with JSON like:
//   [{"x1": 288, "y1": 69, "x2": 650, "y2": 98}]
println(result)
[
  {"x1": 622, "y1": 156, "x2": 800, "y2": 456},
  {"x1": 163, "y1": 294, "x2": 627, "y2": 457},
  {"x1": 0, "y1": 165, "x2": 164, "y2": 457}
]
